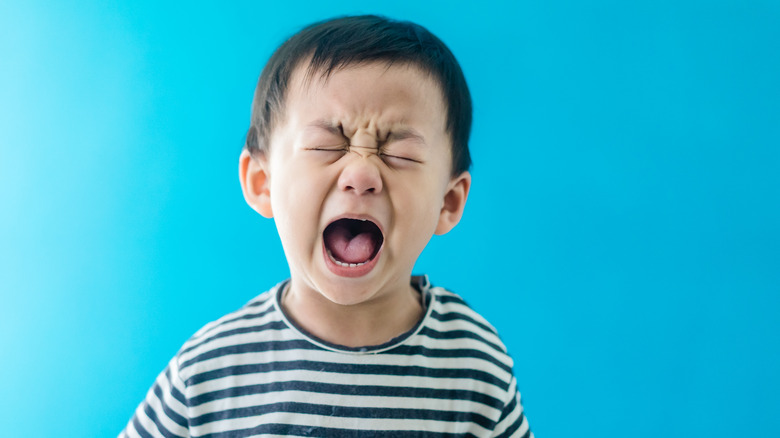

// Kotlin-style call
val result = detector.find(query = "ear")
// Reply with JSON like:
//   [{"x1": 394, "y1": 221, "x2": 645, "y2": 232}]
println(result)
[
  {"x1": 239, "y1": 149, "x2": 273, "y2": 218},
  {"x1": 435, "y1": 171, "x2": 471, "y2": 235}
]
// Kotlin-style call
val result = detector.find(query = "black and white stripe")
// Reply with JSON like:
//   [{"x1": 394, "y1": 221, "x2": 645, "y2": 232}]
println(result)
[{"x1": 121, "y1": 277, "x2": 532, "y2": 437}]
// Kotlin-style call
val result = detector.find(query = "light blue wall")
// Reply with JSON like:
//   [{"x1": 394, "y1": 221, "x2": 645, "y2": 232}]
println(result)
[{"x1": 1, "y1": 1, "x2": 778, "y2": 436}]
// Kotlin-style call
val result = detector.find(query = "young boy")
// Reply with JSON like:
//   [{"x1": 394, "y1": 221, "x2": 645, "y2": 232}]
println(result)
[{"x1": 122, "y1": 15, "x2": 532, "y2": 437}]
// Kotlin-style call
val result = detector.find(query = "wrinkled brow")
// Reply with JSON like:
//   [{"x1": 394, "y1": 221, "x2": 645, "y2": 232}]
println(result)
[
  {"x1": 386, "y1": 128, "x2": 426, "y2": 145},
  {"x1": 306, "y1": 119, "x2": 426, "y2": 145},
  {"x1": 306, "y1": 119, "x2": 343, "y2": 135}
]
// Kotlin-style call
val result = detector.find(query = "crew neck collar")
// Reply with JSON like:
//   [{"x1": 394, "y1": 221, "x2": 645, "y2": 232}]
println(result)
[{"x1": 274, "y1": 275, "x2": 434, "y2": 354}]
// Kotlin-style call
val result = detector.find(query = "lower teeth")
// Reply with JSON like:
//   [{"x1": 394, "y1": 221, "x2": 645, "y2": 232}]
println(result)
[{"x1": 327, "y1": 249, "x2": 368, "y2": 267}]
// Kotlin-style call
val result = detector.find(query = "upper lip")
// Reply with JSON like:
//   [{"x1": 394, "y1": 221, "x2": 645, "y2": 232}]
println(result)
[{"x1": 323, "y1": 213, "x2": 385, "y2": 237}]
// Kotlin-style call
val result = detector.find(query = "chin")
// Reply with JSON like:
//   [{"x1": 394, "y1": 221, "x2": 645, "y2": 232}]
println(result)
[{"x1": 317, "y1": 280, "x2": 380, "y2": 307}]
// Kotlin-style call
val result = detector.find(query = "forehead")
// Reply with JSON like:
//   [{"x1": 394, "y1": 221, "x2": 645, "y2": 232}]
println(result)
[{"x1": 282, "y1": 61, "x2": 448, "y2": 136}]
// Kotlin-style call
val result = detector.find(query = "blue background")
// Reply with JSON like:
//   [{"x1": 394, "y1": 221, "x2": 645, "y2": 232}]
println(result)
[{"x1": 1, "y1": 1, "x2": 778, "y2": 436}]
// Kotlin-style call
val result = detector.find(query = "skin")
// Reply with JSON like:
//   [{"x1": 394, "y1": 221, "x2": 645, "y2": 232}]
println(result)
[{"x1": 239, "y1": 62, "x2": 471, "y2": 348}]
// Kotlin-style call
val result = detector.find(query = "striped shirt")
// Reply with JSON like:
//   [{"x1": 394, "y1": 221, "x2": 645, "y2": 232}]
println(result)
[{"x1": 121, "y1": 276, "x2": 533, "y2": 437}]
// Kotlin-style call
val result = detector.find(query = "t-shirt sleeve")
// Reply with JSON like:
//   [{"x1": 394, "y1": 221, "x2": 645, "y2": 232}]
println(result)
[
  {"x1": 491, "y1": 377, "x2": 534, "y2": 438},
  {"x1": 119, "y1": 355, "x2": 190, "y2": 438}
]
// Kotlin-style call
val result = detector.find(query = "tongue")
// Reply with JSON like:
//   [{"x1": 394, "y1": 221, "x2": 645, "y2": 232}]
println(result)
[{"x1": 325, "y1": 225, "x2": 376, "y2": 264}]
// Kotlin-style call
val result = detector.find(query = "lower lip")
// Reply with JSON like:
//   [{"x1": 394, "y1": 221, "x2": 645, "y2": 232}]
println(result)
[{"x1": 322, "y1": 243, "x2": 381, "y2": 278}]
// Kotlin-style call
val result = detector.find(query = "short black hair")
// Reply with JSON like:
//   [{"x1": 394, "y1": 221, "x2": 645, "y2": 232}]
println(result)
[{"x1": 245, "y1": 15, "x2": 472, "y2": 175}]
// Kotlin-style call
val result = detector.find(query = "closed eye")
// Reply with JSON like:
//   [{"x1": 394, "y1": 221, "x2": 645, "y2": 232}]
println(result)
[
  {"x1": 305, "y1": 143, "x2": 348, "y2": 152},
  {"x1": 380, "y1": 153, "x2": 422, "y2": 166},
  {"x1": 304, "y1": 144, "x2": 348, "y2": 164}
]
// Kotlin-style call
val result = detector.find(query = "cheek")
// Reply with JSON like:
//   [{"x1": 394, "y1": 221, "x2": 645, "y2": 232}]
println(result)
[
  {"x1": 270, "y1": 163, "x2": 334, "y2": 238},
  {"x1": 393, "y1": 181, "x2": 446, "y2": 232}
]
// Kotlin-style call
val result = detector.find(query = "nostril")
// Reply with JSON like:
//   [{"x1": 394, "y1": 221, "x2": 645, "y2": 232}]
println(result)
[
  {"x1": 345, "y1": 185, "x2": 375, "y2": 193},
  {"x1": 338, "y1": 161, "x2": 382, "y2": 195}
]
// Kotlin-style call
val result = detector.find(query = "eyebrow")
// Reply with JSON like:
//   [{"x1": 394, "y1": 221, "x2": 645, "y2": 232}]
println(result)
[
  {"x1": 387, "y1": 128, "x2": 426, "y2": 145},
  {"x1": 306, "y1": 119, "x2": 343, "y2": 135}
]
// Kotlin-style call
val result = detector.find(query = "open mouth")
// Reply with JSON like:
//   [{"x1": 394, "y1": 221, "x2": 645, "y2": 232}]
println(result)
[{"x1": 323, "y1": 218, "x2": 384, "y2": 268}]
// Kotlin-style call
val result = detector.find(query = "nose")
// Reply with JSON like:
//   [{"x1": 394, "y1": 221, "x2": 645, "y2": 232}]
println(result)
[{"x1": 337, "y1": 151, "x2": 383, "y2": 195}]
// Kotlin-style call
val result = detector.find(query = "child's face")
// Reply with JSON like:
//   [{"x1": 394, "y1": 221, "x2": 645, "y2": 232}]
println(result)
[{"x1": 241, "y1": 62, "x2": 470, "y2": 306}]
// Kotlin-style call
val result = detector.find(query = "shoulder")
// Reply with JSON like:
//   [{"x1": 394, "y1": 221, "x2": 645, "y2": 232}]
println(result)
[
  {"x1": 186, "y1": 285, "x2": 280, "y2": 345},
  {"x1": 429, "y1": 287, "x2": 503, "y2": 340},
  {"x1": 426, "y1": 285, "x2": 508, "y2": 350},
  {"x1": 416, "y1": 281, "x2": 514, "y2": 375},
  {"x1": 406, "y1": 279, "x2": 519, "y2": 399},
  {"x1": 171, "y1": 282, "x2": 292, "y2": 375}
]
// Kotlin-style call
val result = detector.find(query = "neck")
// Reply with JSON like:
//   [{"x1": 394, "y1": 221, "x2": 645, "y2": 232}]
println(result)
[{"x1": 280, "y1": 280, "x2": 425, "y2": 348}]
